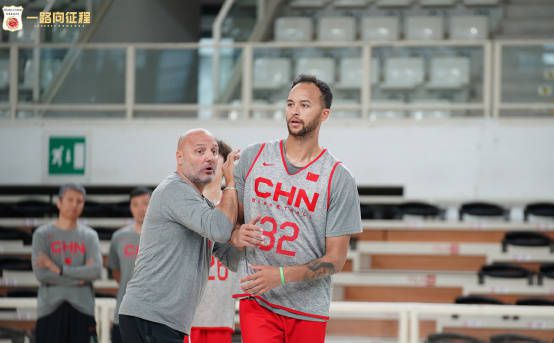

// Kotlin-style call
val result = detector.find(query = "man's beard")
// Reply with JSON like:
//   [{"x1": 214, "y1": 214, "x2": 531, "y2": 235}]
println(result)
[{"x1": 287, "y1": 117, "x2": 319, "y2": 137}]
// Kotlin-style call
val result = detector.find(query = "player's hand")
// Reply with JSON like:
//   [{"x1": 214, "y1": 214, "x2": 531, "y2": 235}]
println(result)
[
  {"x1": 231, "y1": 216, "x2": 264, "y2": 249},
  {"x1": 240, "y1": 265, "x2": 281, "y2": 295},
  {"x1": 222, "y1": 149, "x2": 240, "y2": 186},
  {"x1": 35, "y1": 253, "x2": 61, "y2": 274}
]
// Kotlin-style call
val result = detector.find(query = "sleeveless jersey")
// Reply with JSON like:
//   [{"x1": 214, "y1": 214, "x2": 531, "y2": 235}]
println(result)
[{"x1": 236, "y1": 140, "x2": 342, "y2": 320}]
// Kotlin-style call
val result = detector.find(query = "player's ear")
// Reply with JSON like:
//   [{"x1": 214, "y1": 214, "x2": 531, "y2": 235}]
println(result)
[{"x1": 321, "y1": 108, "x2": 330, "y2": 122}]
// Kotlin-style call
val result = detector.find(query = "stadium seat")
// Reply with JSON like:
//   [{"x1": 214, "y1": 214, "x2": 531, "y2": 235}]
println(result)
[
  {"x1": 459, "y1": 201, "x2": 509, "y2": 221},
  {"x1": 109, "y1": 200, "x2": 132, "y2": 217},
  {"x1": 318, "y1": 17, "x2": 356, "y2": 41},
  {"x1": 295, "y1": 58, "x2": 335, "y2": 84},
  {"x1": 274, "y1": 17, "x2": 313, "y2": 42},
  {"x1": 524, "y1": 202, "x2": 554, "y2": 222},
  {"x1": 420, "y1": 0, "x2": 457, "y2": 6},
  {"x1": 253, "y1": 58, "x2": 291, "y2": 90},
  {"x1": 427, "y1": 57, "x2": 470, "y2": 89},
  {"x1": 395, "y1": 201, "x2": 445, "y2": 220},
  {"x1": 332, "y1": 99, "x2": 361, "y2": 119},
  {"x1": 537, "y1": 263, "x2": 554, "y2": 286},
  {"x1": 405, "y1": 16, "x2": 444, "y2": 41},
  {"x1": 370, "y1": 100, "x2": 406, "y2": 118},
  {"x1": 82, "y1": 200, "x2": 112, "y2": 218},
  {"x1": 450, "y1": 16, "x2": 488, "y2": 40},
  {"x1": 381, "y1": 57, "x2": 424, "y2": 89},
  {"x1": 336, "y1": 58, "x2": 379, "y2": 89},
  {"x1": 0, "y1": 257, "x2": 33, "y2": 275},
  {"x1": 501, "y1": 231, "x2": 553, "y2": 253},
  {"x1": 478, "y1": 263, "x2": 534, "y2": 285},
  {"x1": 463, "y1": 0, "x2": 499, "y2": 5},
  {"x1": 0, "y1": 227, "x2": 32, "y2": 245},
  {"x1": 290, "y1": 0, "x2": 329, "y2": 7},
  {"x1": 11, "y1": 199, "x2": 55, "y2": 218},
  {"x1": 333, "y1": 0, "x2": 368, "y2": 8},
  {"x1": 426, "y1": 332, "x2": 486, "y2": 343},
  {"x1": 361, "y1": 17, "x2": 400, "y2": 41},
  {"x1": 516, "y1": 298, "x2": 554, "y2": 306},
  {"x1": 490, "y1": 334, "x2": 547, "y2": 343},
  {"x1": 376, "y1": 0, "x2": 413, "y2": 7},
  {"x1": 410, "y1": 99, "x2": 452, "y2": 119},
  {"x1": 455, "y1": 295, "x2": 504, "y2": 305}
]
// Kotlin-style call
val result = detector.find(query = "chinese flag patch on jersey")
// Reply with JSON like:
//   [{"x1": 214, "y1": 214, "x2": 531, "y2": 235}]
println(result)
[{"x1": 306, "y1": 172, "x2": 319, "y2": 182}]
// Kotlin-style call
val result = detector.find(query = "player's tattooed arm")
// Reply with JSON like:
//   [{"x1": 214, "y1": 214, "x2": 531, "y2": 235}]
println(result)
[{"x1": 304, "y1": 259, "x2": 336, "y2": 281}]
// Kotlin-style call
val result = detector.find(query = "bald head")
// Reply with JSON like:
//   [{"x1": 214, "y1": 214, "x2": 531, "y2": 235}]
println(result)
[{"x1": 177, "y1": 128, "x2": 215, "y2": 151}]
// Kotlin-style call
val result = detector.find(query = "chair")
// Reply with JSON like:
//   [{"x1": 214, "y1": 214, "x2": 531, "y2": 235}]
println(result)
[
  {"x1": 405, "y1": 16, "x2": 444, "y2": 40},
  {"x1": 370, "y1": 100, "x2": 406, "y2": 119},
  {"x1": 295, "y1": 58, "x2": 335, "y2": 84},
  {"x1": 361, "y1": 17, "x2": 400, "y2": 41},
  {"x1": 420, "y1": 0, "x2": 457, "y2": 6},
  {"x1": 524, "y1": 202, "x2": 554, "y2": 222},
  {"x1": 253, "y1": 58, "x2": 291, "y2": 90},
  {"x1": 490, "y1": 334, "x2": 547, "y2": 343},
  {"x1": 450, "y1": 16, "x2": 488, "y2": 40},
  {"x1": 427, "y1": 57, "x2": 470, "y2": 89},
  {"x1": 333, "y1": 0, "x2": 368, "y2": 8},
  {"x1": 318, "y1": 17, "x2": 356, "y2": 41},
  {"x1": 290, "y1": 0, "x2": 329, "y2": 8},
  {"x1": 410, "y1": 99, "x2": 452, "y2": 119},
  {"x1": 463, "y1": 0, "x2": 499, "y2": 5},
  {"x1": 501, "y1": 231, "x2": 553, "y2": 253},
  {"x1": 336, "y1": 58, "x2": 379, "y2": 89},
  {"x1": 426, "y1": 333, "x2": 486, "y2": 343},
  {"x1": 537, "y1": 263, "x2": 554, "y2": 286},
  {"x1": 455, "y1": 295, "x2": 504, "y2": 305},
  {"x1": 381, "y1": 57, "x2": 424, "y2": 89},
  {"x1": 459, "y1": 201, "x2": 508, "y2": 221},
  {"x1": 478, "y1": 263, "x2": 534, "y2": 285},
  {"x1": 516, "y1": 298, "x2": 554, "y2": 306},
  {"x1": 396, "y1": 201, "x2": 445, "y2": 220},
  {"x1": 376, "y1": 0, "x2": 413, "y2": 7},
  {"x1": 274, "y1": 17, "x2": 313, "y2": 42}
]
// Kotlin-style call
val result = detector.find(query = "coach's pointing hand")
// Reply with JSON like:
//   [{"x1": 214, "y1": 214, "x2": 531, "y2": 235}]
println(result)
[{"x1": 231, "y1": 216, "x2": 264, "y2": 249}]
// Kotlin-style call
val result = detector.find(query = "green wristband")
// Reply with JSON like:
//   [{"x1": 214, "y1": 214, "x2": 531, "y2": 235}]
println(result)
[{"x1": 279, "y1": 266, "x2": 286, "y2": 286}]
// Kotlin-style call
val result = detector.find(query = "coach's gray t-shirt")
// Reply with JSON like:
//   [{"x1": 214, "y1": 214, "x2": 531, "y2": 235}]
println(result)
[
  {"x1": 118, "y1": 172, "x2": 238, "y2": 334},
  {"x1": 107, "y1": 224, "x2": 140, "y2": 324},
  {"x1": 32, "y1": 223, "x2": 102, "y2": 318},
  {"x1": 234, "y1": 141, "x2": 362, "y2": 321}
]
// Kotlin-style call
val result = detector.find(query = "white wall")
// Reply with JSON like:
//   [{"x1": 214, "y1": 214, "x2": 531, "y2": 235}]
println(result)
[{"x1": 1, "y1": 119, "x2": 553, "y2": 201}]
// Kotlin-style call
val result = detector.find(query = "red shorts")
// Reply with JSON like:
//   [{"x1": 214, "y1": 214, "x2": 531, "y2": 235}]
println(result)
[
  {"x1": 239, "y1": 298, "x2": 327, "y2": 343},
  {"x1": 184, "y1": 327, "x2": 233, "y2": 343}
]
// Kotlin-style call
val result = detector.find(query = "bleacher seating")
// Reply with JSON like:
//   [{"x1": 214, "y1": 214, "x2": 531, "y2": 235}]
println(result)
[
  {"x1": 295, "y1": 57, "x2": 336, "y2": 84},
  {"x1": 318, "y1": 17, "x2": 356, "y2": 41},
  {"x1": 405, "y1": 16, "x2": 445, "y2": 40},
  {"x1": 274, "y1": 17, "x2": 313, "y2": 42},
  {"x1": 450, "y1": 16, "x2": 489, "y2": 40},
  {"x1": 253, "y1": 58, "x2": 291, "y2": 90}
]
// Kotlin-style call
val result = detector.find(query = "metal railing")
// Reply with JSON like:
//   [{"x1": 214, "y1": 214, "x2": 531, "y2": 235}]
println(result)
[
  {"x1": 1, "y1": 39, "x2": 553, "y2": 120},
  {"x1": 1, "y1": 298, "x2": 553, "y2": 343}
]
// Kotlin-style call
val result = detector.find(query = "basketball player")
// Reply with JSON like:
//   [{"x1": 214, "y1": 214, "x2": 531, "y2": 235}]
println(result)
[
  {"x1": 233, "y1": 75, "x2": 362, "y2": 343},
  {"x1": 108, "y1": 187, "x2": 151, "y2": 343},
  {"x1": 32, "y1": 184, "x2": 102, "y2": 343},
  {"x1": 119, "y1": 129, "x2": 241, "y2": 343}
]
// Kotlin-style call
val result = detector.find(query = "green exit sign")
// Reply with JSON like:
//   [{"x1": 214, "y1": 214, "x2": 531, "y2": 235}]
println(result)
[{"x1": 48, "y1": 136, "x2": 86, "y2": 175}]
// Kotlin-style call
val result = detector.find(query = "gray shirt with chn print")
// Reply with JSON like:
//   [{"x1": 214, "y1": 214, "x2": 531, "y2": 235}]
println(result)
[
  {"x1": 235, "y1": 140, "x2": 362, "y2": 321},
  {"x1": 107, "y1": 224, "x2": 140, "y2": 325},
  {"x1": 32, "y1": 223, "x2": 102, "y2": 318}
]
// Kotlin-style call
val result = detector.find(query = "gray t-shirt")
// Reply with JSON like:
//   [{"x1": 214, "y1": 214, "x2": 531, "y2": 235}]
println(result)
[
  {"x1": 32, "y1": 223, "x2": 102, "y2": 318},
  {"x1": 234, "y1": 141, "x2": 362, "y2": 321},
  {"x1": 118, "y1": 172, "x2": 237, "y2": 334},
  {"x1": 107, "y1": 224, "x2": 140, "y2": 324}
]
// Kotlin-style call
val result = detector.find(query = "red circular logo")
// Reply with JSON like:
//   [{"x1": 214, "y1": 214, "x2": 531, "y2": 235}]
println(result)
[
  {"x1": 7, "y1": 17, "x2": 18, "y2": 29},
  {"x1": 64, "y1": 257, "x2": 72, "y2": 265}
]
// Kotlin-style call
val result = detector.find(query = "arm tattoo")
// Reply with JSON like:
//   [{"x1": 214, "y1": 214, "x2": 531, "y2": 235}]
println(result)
[{"x1": 304, "y1": 260, "x2": 336, "y2": 281}]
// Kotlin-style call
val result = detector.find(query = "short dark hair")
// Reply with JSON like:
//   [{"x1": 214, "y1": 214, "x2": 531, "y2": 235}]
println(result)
[
  {"x1": 58, "y1": 183, "x2": 86, "y2": 198},
  {"x1": 217, "y1": 140, "x2": 232, "y2": 162},
  {"x1": 291, "y1": 74, "x2": 333, "y2": 109},
  {"x1": 129, "y1": 187, "x2": 152, "y2": 201}
]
